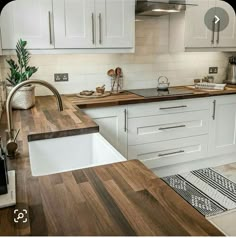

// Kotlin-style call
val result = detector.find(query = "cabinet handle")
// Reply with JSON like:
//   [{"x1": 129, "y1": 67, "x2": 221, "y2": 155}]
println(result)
[
  {"x1": 99, "y1": 13, "x2": 102, "y2": 44},
  {"x1": 48, "y1": 11, "x2": 53, "y2": 45},
  {"x1": 212, "y1": 100, "x2": 216, "y2": 120},
  {"x1": 91, "y1": 13, "x2": 95, "y2": 44},
  {"x1": 159, "y1": 125, "x2": 186, "y2": 131},
  {"x1": 159, "y1": 105, "x2": 187, "y2": 110},
  {"x1": 124, "y1": 109, "x2": 127, "y2": 132},
  {"x1": 211, "y1": 18, "x2": 215, "y2": 44},
  {"x1": 158, "y1": 150, "x2": 185, "y2": 157},
  {"x1": 216, "y1": 20, "x2": 220, "y2": 44}
]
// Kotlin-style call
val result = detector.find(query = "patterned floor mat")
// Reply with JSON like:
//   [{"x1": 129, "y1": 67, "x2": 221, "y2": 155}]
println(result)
[{"x1": 162, "y1": 168, "x2": 236, "y2": 217}]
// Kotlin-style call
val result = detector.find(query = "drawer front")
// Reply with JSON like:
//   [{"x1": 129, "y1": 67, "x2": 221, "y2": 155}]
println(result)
[
  {"x1": 128, "y1": 135, "x2": 208, "y2": 169},
  {"x1": 128, "y1": 110, "x2": 209, "y2": 145},
  {"x1": 127, "y1": 98, "x2": 210, "y2": 118}
]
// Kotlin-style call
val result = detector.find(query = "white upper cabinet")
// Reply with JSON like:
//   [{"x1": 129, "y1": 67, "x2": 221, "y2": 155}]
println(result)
[
  {"x1": 185, "y1": 0, "x2": 215, "y2": 48},
  {"x1": 214, "y1": 0, "x2": 236, "y2": 48},
  {"x1": 53, "y1": 0, "x2": 95, "y2": 48},
  {"x1": 0, "y1": 0, "x2": 135, "y2": 51},
  {"x1": 53, "y1": 0, "x2": 135, "y2": 49},
  {"x1": 95, "y1": 0, "x2": 135, "y2": 48},
  {"x1": 0, "y1": 0, "x2": 54, "y2": 49},
  {"x1": 185, "y1": 0, "x2": 236, "y2": 49}
]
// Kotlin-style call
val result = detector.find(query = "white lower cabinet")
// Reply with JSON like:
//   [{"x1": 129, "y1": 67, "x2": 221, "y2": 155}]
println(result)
[
  {"x1": 128, "y1": 110, "x2": 209, "y2": 145},
  {"x1": 128, "y1": 135, "x2": 208, "y2": 169},
  {"x1": 127, "y1": 98, "x2": 210, "y2": 169},
  {"x1": 83, "y1": 106, "x2": 127, "y2": 157},
  {"x1": 209, "y1": 95, "x2": 236, "y2": 156},
  {"x1": 83, "y1": 94, "x2": 236, "y2": 172}
]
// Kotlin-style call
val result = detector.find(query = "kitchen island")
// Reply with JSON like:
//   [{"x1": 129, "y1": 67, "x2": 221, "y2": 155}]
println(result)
[{"x1": 0, "y1": 90, "x2": 231, "y2": 236}]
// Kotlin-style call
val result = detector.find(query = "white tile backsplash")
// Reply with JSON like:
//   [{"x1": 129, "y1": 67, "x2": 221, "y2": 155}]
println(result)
[{"x1": 0, "y1": 16, "x2": 232, "y2": 97}]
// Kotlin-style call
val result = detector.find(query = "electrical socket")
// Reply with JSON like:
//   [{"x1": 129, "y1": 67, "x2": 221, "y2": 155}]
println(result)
[
  {"x1": 209, "y1": 67, "x2": 218, "y2": 74},
  {"x1": 54, "y1": 73, "x2": 69, "y2": 82}
]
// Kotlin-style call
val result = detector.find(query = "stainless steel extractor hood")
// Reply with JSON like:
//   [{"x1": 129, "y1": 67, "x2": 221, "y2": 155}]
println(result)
[{"x1": 136, "y1": 0, "x2": 196, "y2": 17}]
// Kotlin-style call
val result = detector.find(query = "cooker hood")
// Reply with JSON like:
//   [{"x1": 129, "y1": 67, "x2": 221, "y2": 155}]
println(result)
[{"x1": 136, "y1": 0, "x2": 195, "y2": 17}]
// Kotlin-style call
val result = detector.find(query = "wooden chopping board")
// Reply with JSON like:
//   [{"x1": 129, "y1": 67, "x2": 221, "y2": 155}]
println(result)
[{"x1": 77, "y1": 92, "x2": 111, "y2": 98}]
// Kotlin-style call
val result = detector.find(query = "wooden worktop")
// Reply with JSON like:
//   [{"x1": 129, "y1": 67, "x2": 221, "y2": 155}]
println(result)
[
  {"x1": 22, "y1": 96, "x2": 98, "y2": 141},
  {"x1": 0, "y1": 90, "x2": 232, "y2": 236},
  {"x1": 71, "y1": 86, "x2": 236, "y2": 109}
]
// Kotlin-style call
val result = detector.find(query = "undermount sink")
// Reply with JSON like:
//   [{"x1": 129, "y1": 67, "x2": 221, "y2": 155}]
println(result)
[{"x1": 28, "y1": 133, "x2": 126, "y2": 176}]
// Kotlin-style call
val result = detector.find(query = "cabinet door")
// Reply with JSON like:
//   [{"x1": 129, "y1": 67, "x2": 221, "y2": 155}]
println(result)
[
  {"x1": 53, "y1": 0, "x2": 95, "y2": 48},
  {"x1": 185, "y1": 0, "x2": 215, "y2": 48},
  {"x1": 83, "y1": 106, "x2": 127, "y2": 157},
  {"x1": 0, "y1": 0, "x2": 53, "y2": 49},
  {"x1": 214, "y1": 0, "x2": 236, "y2": 48},
  {"x1": 95, "y1": 0, "x2": 135, "y2": 48},
  {"x1": 209, "y1": 95, "x2": 236, "y2": 156}
]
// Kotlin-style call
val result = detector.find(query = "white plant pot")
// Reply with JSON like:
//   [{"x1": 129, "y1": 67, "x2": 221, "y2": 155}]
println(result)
[{"x1": 7, "y1": 85, "x2": 35, "y2": 110}]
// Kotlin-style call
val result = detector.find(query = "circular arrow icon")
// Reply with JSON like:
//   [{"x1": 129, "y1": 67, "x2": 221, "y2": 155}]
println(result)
[{"x1": 205, "y1": 7, "x2": 229, "y2": 32}]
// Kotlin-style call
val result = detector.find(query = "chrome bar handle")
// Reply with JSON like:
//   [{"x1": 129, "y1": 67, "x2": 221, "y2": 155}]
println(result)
[
  {"x1": 158, "y1": 150, "x2": 185, "y2": 157},
  {"x1": 216, "y1": 20, "x2": 220, "y2": 44},
  {"x1": 99, "y1": 13, "x2": 102, "y2": 44},
  {"x1": 211, "y1": 18, "x2": 215, "y2": 44},
  {"x1": 124, "y1": 109, "x2": 127, "y2": 132},
  {"x1": 48, "y1": 11, "x2": 53, "y2": 45},
  {"x1": 159, "y1": 105, "x2": 187, "y2": 110},
  {"x1": 159, "y1": 125, "x2": 186, "y2": 131},
  {"x1": 212, "y1": 100, "x2": 216, "y2": 120},
  {"x1": 91, "y1": 13, "x2": 95, "y2": 44}
]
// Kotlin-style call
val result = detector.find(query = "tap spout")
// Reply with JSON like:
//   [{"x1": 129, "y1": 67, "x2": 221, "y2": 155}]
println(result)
[{"x1": 6, "y1": 80, "x2": 63, "y2": 157}]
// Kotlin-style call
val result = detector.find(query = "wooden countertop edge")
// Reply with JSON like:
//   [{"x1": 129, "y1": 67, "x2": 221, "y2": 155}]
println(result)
[{"x1": 27, "y1": 125, "x2": 99, "y2": 142}]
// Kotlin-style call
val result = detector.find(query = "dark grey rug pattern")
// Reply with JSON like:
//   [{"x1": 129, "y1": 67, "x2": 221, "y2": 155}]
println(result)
[{"x1": 162, "y1": 168, "x2": 236, "y2": 217}]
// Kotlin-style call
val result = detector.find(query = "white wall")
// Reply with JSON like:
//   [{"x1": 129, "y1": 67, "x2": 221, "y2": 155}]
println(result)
[{"x1": 0, "y1": 16, "x2": 230, "y2": 96}]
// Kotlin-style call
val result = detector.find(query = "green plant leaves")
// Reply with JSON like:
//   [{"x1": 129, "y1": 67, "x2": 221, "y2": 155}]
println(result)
[{"x1": 6, "y1": 39, "x2": 38, "y2": 86}]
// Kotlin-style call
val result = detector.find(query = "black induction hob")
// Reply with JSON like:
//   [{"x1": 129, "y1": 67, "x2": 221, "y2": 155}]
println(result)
[{"x1": 128, "y1": 88, "x2": 195, "y2": 98}]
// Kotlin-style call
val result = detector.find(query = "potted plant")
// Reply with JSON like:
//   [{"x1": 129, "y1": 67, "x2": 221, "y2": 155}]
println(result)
[{"x1": 6, "y1": 39, "x2": 38, "y2": 109}]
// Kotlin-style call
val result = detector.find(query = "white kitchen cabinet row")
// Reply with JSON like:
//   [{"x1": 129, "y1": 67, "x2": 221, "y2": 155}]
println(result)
[
  {"x1": 83, "y1": 94, "x2": 236, "y2": 171},
  {"x1": 0, "y1": 0, "x2": 135, "y2": 50},
  {"x1": 185, "y1": 0, "x2": 236, "y2": 49}
]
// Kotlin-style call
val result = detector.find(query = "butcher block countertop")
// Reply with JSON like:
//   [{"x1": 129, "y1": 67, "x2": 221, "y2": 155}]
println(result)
[
  {"x1": 1, "y1": 87, "x2": 235, "y2": 235},
  {"x1": 20, "y1": 96, "x2": 98, "y2": 141},
  {"x1": 71, "y1": 86, "x2": 236, "y2": 109}
]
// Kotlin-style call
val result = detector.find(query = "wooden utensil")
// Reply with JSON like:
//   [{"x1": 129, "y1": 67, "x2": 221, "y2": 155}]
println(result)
[{"x1": 107, "y1": 69, "x2": 115, "y2": 77}]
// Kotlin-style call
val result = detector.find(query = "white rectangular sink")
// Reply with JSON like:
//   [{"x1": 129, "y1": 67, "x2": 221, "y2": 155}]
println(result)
[{"x1": 28, "y1": 133, "x2": 126, "y2": 176}]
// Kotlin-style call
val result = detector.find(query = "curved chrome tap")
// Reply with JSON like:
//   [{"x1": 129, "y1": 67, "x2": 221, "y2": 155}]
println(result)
[{"x1": 6, "y1": 80, "x2": 63, "y2": 157}]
